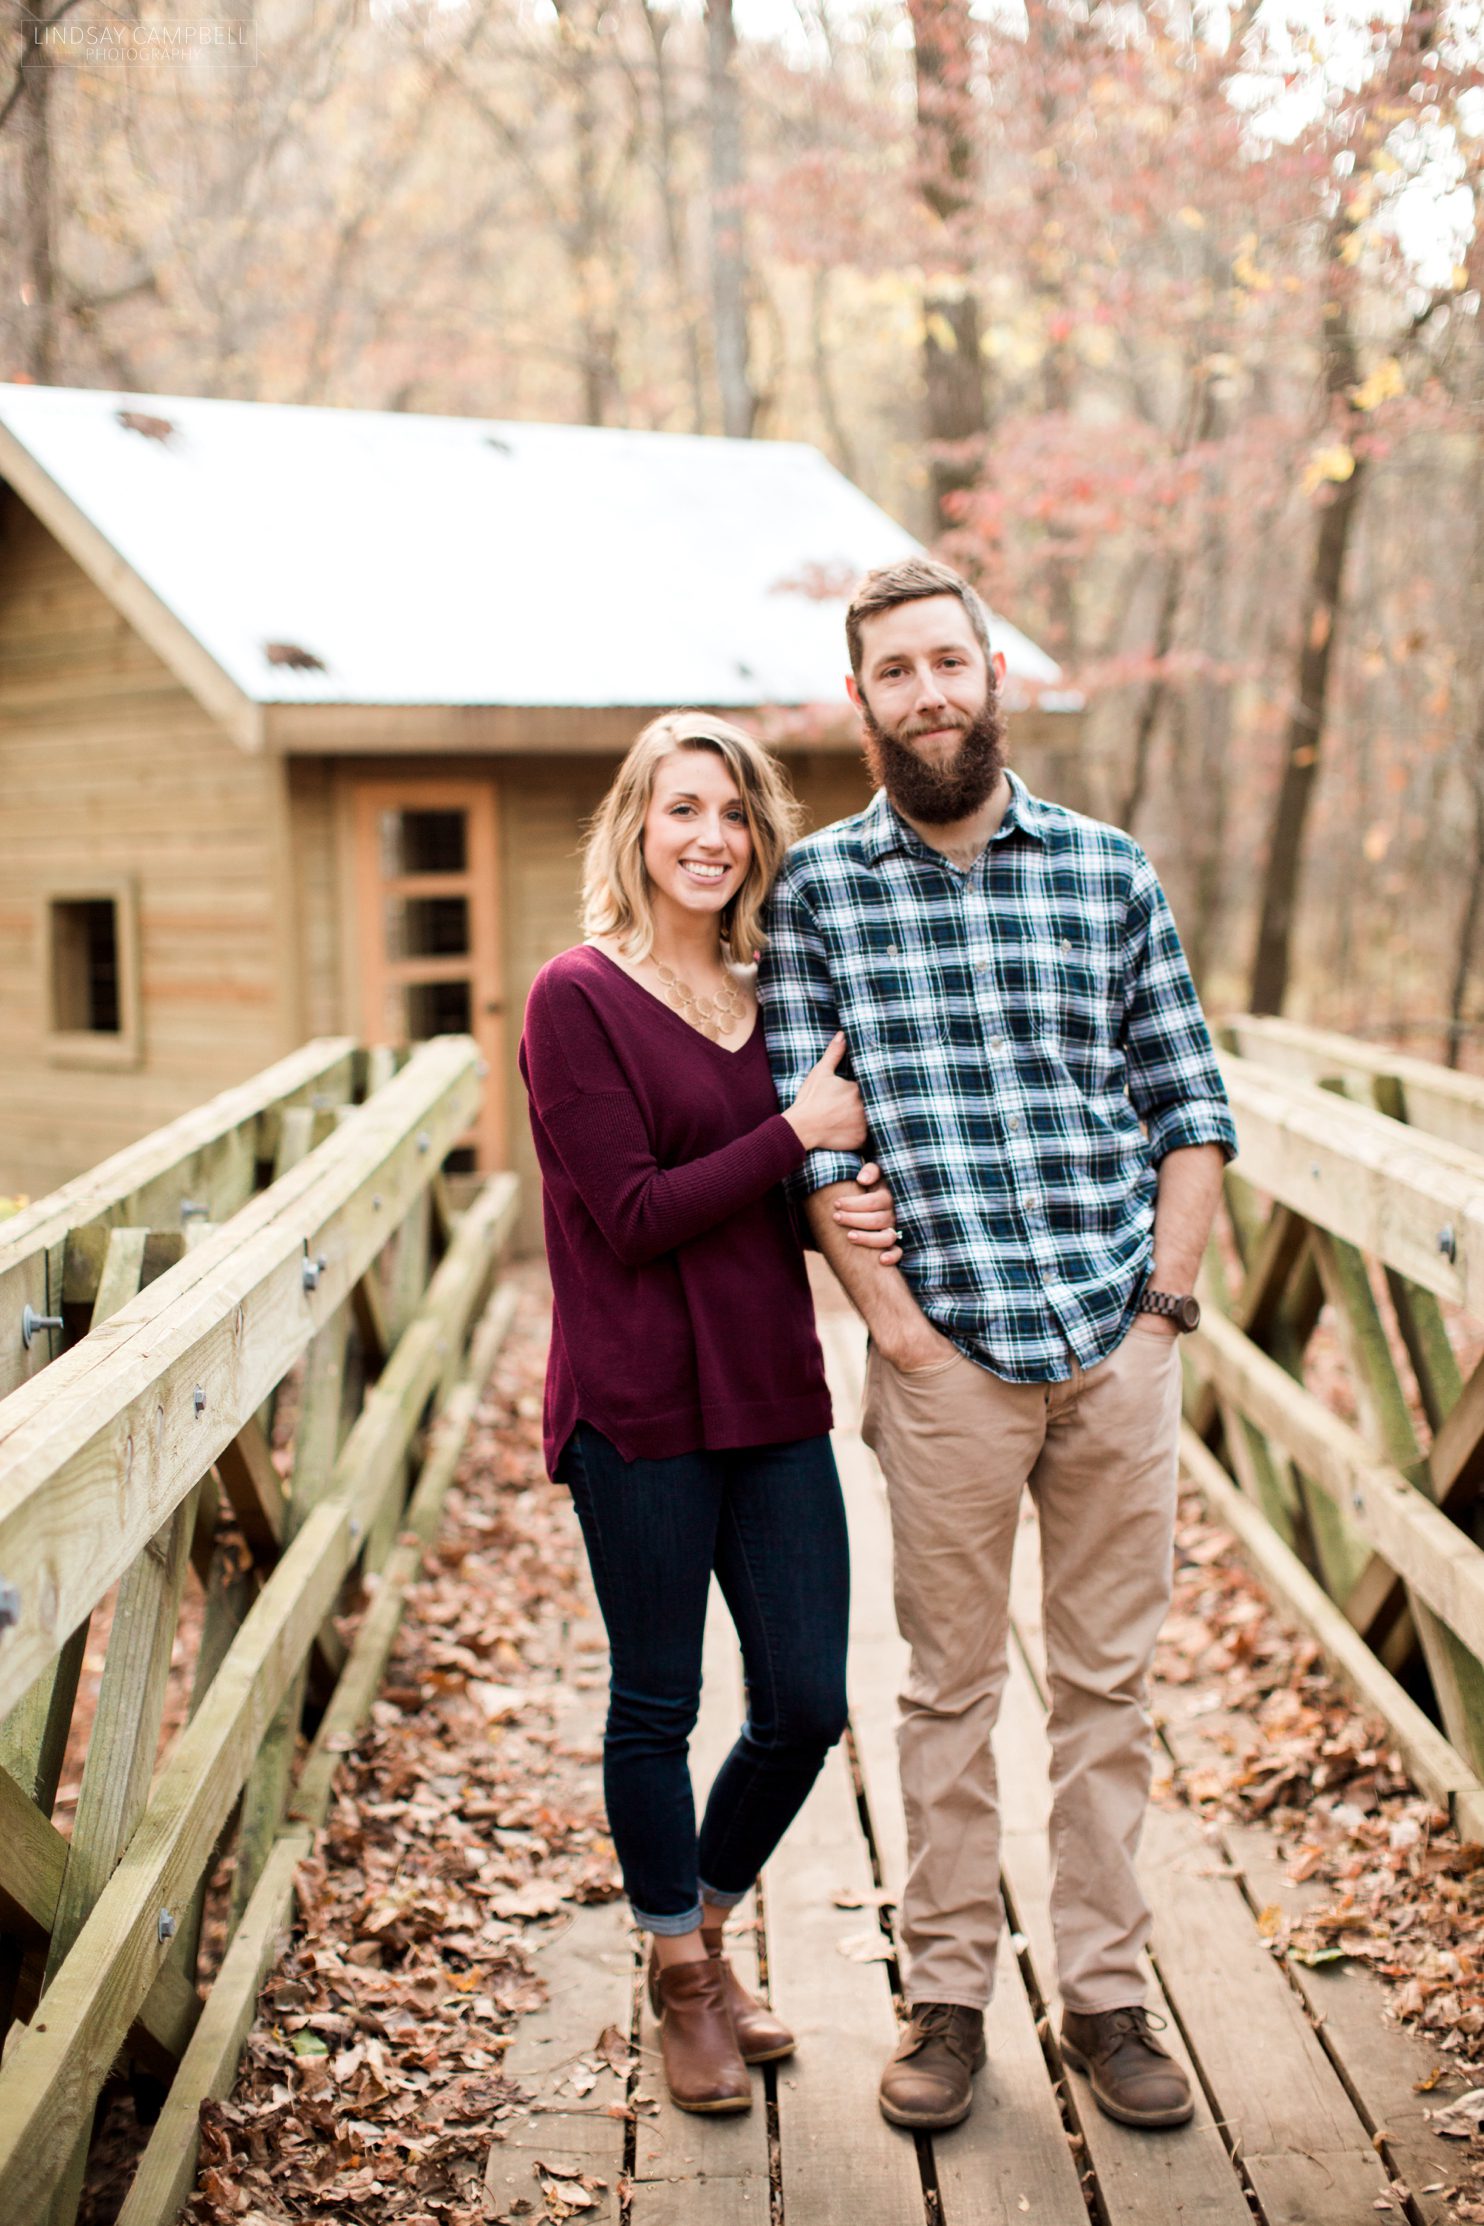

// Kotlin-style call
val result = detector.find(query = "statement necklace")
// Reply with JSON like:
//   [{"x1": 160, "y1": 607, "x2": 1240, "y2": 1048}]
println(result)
[{"x1": 651, "y1": 958, "x2": 743, "y2": 1043}]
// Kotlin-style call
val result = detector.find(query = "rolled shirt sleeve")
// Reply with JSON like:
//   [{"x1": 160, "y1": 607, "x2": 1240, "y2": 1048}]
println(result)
[
  {"x1": 758, "y1": 866, "x2": 863, "y2": 1197},
  {"x1": 1120, "y1": 855, "x2": 1239, "y2": 1168}
]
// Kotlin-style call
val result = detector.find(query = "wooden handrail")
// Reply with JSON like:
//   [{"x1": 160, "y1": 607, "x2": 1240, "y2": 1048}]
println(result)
[
  {"x1": 1223, "y1": 1013, "x2": 1484, "y2": 1159},
  {"x1": 0, "y1": 1042, "x2": 519, "y2": 2224},
  {"x1": 1185, "y1": 1040, "x2": 1484, "y2": 1833}
]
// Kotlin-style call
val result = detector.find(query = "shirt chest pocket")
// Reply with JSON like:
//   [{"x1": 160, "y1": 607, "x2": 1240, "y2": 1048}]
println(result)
[
  {"x1": 844, "y1": 929, "x2": 951, "y2": 1052},
  {"x1": 1030, "y1": 935, "x2": 1117, "y2": 1075}
]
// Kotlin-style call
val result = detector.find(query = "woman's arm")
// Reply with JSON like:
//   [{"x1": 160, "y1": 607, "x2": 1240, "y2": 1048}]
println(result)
[
  {"x1": 523, "y1": 964, "x2": 864, "y2": 1267},
  {"x1": 536, "y1": 1082, "x2": 806, "y2": 1267}
]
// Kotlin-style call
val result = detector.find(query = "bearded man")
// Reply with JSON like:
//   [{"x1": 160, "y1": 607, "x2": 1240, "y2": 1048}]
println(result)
[{"x1": 758, "y1": 556, "x2": 1237, "y2": 2136}]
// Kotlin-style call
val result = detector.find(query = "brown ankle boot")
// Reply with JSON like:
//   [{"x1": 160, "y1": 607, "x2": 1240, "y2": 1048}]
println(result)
[
  {"x1": 878, "y1": 2003, "x2": 986, "y2": 2129},
  {"x1": 1060, "y1": 2005, "x2": 1193, "y2": 2128},
  {"x1": 651, "y1": 1957, "x2": 752, "y2": 2114},
  {"x1": 650, "y1": 1940, "x2": 795, "y2": 2065}
]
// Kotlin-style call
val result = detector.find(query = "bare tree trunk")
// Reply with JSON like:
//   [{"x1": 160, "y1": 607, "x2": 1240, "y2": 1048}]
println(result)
[
  {"x1": 1248, "y1": 271, "x2": 1364, "y2": 1014},
  {"x1": 1447, "y1": 718, "x2": 1484, "y2": 1067},
  {"x1": 809, "y1": 265, "x2": 855, "y2": 480},
  {"x1": 706, "y1": 0, "x2": 755, "y2": 438},
  {"x1": 641, "y1": 0, "x2": 707, "y2": 434},
  {"x1": 909, "y1": 0, "x2": 988, "y2": 529},
  {"x1": 1248, "y1": 0, "x2": 1435, "y2": 1015},
  {"x1": 1119, "y1": 557, "x2": 1182, "y2": 835},
  {"x1": 17, "y1": 30, "x2": 56, "y2": 382},
  {"x1": 564, "y1": 0, "x2": 622, "y2": 426}
]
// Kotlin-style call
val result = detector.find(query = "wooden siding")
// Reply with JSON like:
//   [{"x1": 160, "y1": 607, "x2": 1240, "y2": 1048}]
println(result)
[{"x1": 0, "y1": 502, "x2": 287, "y2": 1202}]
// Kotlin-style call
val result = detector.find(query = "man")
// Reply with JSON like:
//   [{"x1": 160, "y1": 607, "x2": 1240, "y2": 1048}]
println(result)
[{"x1": 758, "y1": 556, "x2": 1236, "y2": 2136}]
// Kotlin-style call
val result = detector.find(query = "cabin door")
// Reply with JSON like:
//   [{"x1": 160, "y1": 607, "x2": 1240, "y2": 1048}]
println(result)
[{"x1": 351, "y1": 780, "x2": 505, "y2": 1170}]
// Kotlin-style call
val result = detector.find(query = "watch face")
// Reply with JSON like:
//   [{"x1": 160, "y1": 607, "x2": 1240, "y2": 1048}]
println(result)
[{"x1": 1177, "y1": 1295, "x2": 1201, "y2": 1333}]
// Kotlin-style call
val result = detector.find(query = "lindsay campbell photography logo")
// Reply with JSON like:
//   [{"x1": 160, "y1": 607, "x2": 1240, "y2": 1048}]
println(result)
[{"x1": 23, "y1": 6, "x2": 258, "y2": 67}]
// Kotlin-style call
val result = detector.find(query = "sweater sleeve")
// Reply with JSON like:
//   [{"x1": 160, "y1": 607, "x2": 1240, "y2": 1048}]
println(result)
[{"x1": 521, "y1": 966, "x2": 807, "y2": 1268}]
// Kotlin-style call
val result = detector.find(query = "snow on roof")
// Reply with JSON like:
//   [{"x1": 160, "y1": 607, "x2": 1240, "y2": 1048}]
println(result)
[{"x1": 0, "y1": 383, "x2": 1065, "y2": 712}]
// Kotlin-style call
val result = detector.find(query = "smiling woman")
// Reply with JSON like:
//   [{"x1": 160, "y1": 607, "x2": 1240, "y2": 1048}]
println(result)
[{"x1": 518, "y1": 708, "x2": 902, "y2": 2118}]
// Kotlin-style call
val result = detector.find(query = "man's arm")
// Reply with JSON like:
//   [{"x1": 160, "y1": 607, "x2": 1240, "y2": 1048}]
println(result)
[
  {"x1": 1133, "y1": 1142, "x2": 1226, "y2": 1337},
  {"x1": 804, "y1": 1183, "x2": 955, "y2": 1368},
  {"x1": 1118, "y1": 851, "x2": 1236, "y2": 1335},
  {"x1": 761, "y1": 867, "x2": 946, "y2": 1357},
  {"x1": 1120, "y1": 854, "x2": 1239, "y2": 1171}
]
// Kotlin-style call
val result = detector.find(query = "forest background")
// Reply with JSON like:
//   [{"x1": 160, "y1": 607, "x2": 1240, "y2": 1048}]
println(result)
[{"x1": 1, "y1": 0, "x2": 1481, "y2": 1040}]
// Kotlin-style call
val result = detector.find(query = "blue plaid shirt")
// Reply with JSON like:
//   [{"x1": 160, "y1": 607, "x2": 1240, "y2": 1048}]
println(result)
[{"x1": 758, "y1": 772, "x2": 1237, "y2": 1383}]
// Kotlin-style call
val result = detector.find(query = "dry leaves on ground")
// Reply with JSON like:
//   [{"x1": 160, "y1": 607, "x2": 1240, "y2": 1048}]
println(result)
[
  {"x1": 1155, "y1": 1493, "x2": 1484, "y2": 2207},
  {"x1": 185, "y1": 1266, "x2": 622, "y2": 2226}
]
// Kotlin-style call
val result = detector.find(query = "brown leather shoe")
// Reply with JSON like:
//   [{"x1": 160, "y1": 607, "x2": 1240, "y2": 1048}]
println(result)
[
  {"x1": 1061, "y1": 2005, "x2": 1193, "y2": 2128},
  {"x1": 878, "y1": 2002, "x2": 986, "y2": 2129},
  {"x1": 650, "y1": 1942, "x2": 795, "y2": 2064},
  {"x1": 651, "y1": 1956, "x2": 753, "y2": 2114}
]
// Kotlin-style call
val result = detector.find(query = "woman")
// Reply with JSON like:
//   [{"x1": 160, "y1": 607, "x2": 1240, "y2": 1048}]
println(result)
[{"x1": 519, "y1": 711, "x2": 897, "y2": 2115}]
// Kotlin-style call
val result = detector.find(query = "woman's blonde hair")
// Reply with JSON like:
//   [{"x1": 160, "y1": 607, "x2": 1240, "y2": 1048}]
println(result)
[{"x1": 582, "y1": 711, "x2": 802, "y2": 963}]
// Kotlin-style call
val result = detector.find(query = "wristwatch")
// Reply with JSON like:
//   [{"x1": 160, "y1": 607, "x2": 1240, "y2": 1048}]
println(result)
[{"x1": 1137, "y1": 1287, "x2": 1201, "y2": 1333}]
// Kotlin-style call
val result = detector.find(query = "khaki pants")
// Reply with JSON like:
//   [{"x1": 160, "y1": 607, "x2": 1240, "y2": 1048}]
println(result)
[{"x1": 861, "y1": 1324, "x2": 1183, "y2": 2015}]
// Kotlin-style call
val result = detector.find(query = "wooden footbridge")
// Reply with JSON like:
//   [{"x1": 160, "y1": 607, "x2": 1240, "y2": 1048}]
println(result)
[{"x1": 1, "y1": 1020, "x2": 1482, "y2": 2226}]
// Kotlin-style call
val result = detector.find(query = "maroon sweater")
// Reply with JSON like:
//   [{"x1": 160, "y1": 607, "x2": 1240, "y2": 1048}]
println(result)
[{"x1": 519, "y1": 946, "x2": 833, "y2": 1474}]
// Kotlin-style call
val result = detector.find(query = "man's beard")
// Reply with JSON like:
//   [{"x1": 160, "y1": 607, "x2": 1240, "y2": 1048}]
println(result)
[{"x1": 860, "y1": 689, "x2": 1007, "y2": 824}]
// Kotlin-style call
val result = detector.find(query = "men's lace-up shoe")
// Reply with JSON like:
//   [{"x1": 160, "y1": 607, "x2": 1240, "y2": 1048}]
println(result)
[
  {"x1": 1060, "y1": 2005, "x2": 1193, "y2": 2128},
  {"x1": 878, "y1": 2002, "x2": 986, "y2": 2129}
]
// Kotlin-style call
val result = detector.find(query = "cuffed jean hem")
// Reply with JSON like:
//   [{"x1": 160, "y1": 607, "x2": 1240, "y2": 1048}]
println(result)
[
  {"x1": 634, "y1": 1900, "x2": 704, "y2": 1936},
  {"x1": 698, "y1": 1879, "x2": 750, "y2": 1910}
]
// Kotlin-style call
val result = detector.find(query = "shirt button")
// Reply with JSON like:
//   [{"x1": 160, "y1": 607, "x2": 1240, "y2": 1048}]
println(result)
[
  {"x1": 1040, "y1": 1265, "x2": 1054, "y2": 1281},
  {"x1": 991, "y1": 1035, "x2": 1005, "y2": 1051},
  {"x1": 1061, "y1": 938, "x2": 1073, "y2": 955},
  {"x1": 976, "y1": 961, "x2": 988, "y2": 975},
  {"x1": 1008, "y1": 1114, "x2": 1022, "y2": 1130}
]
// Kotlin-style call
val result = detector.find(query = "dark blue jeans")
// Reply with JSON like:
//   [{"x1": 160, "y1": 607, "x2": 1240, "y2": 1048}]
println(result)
[{"x1": 560, "y1": 1423, "x2": 850, "y2": 1933}]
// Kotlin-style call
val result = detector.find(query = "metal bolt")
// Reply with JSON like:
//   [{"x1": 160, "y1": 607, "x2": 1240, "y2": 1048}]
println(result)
[
  {"x1": 1438, "y1": 1224, "x2": 1457, "y2": 1263},
  {"x1": 1352, "y1": 1487, "x2": 1365, "y2": 1514},
  {"x1": 417, "y1": 1130, "x2": 432, "y2": 1155},
  {"x1": 0, "y1": 1580, "x2": 20, "y2": 1631},
  {"x1": 193, "y1": 1385, "x2": 206, "y2": 1417},
  {"x1": 180, "y1": 1199, "x2": 209, "y2": 1223},
  {"x1": 157, "y1": 1909, "x2": 176, "y2": 1943},
  {"x1": 1310, "y1": 1163, "x2": 1322, "y2": 1181},
  {"x1": 348, "y1": 1517, "x2": 363, "y2": 1543},
  {"x1": 20, "y1": 1305, "x2": 65, "y2": 1349},
  {"x1": 302, "y1": 1251, "x2": 326, "y2": 1292},
  {"x1": 372, "y1": 1193, "x2": 383, "y2": 1211}
]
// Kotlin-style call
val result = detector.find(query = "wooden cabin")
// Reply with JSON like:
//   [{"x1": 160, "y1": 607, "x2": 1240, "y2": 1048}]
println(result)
[{"x1": 0, "y1": 384, "x2": 1085, "y2": 1244}]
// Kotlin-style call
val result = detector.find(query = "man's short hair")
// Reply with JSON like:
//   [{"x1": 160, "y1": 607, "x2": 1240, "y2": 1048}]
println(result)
[{"x1": 845, "y1": 556, "x2": 993, "y2": 682}]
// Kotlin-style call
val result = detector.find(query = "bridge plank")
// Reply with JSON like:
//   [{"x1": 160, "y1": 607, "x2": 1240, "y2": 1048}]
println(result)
[
  {"x1": 632, "y1": 1581, "x2": 771, "y2": 2221},
  {"x1": 483, "y1": 1590, "x2": 631, "y2": 2226},
  {"x1": 1010, "y1": 1504, "x2": 1391, "y2": 2220}
]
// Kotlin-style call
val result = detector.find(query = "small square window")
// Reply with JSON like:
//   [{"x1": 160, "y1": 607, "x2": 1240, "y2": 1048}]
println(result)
[
  {"x1": 52, "y1": 899, "x2": 121, "y2": 1033},
  {"x1": 42, "y1": 880, "x2": 140, "y2": 1067}
]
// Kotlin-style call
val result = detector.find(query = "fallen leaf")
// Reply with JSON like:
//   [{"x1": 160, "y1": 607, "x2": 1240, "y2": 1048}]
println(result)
[
  {"x1": 1430, "y1": 2089, "x2": 1484, "y2": 2138},
  {"x1": 836, "y1": 1929, "x2": 894, "y2": 1963}
]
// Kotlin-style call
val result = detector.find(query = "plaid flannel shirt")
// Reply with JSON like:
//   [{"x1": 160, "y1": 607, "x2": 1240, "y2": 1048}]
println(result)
[{"x1": 758, "y1": 772, "x2": 1237, "y2": 1383}]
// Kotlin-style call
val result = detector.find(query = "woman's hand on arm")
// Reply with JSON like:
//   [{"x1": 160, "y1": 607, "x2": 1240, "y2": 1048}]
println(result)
[
  {"x1": 782, "y1": 1032, "x2": 868, "y2": 1156},
  {"x1": 833, "y1": 1161, "x2": 902, "y2": 1268}
]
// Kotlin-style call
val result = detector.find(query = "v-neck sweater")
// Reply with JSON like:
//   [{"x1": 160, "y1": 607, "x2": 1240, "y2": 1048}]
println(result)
[{"x1": 519, "y1": 945, "x2": 833, "y2": 1475}]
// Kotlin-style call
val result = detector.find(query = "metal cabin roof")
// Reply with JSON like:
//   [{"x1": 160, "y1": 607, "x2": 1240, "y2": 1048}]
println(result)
[{"x1": 0, "y1": 383, "x2": 1066, "y2": 713}]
